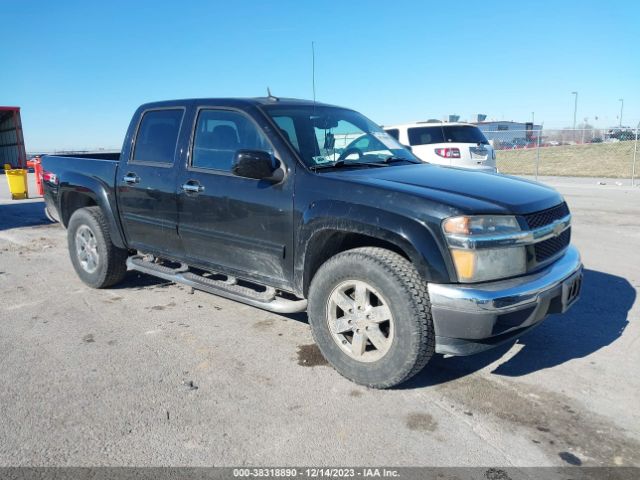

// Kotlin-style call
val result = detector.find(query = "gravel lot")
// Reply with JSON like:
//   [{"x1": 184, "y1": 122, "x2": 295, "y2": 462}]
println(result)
[{"x1": 1, "y1": 174, "x2": 639, "y2": 467}]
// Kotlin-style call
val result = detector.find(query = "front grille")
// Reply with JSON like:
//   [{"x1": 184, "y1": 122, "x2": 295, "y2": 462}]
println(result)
[
  {"x1": 535, "y1": 229, "x2": 571, "y2": 262},
  {"x1": 523, "y1": 202, "x2": 570, "y2": 229}
]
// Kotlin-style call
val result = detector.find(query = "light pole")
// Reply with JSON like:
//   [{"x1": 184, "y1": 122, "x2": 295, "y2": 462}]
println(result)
[
  {"x1": 571, "y1": 92, "x2": 578, "y2": 130},
  {"x1": 632, "y1": 120, "x2": 639, "y2": 187},
  {"x1": 619, "y1": 98, "x2": 624, "y2": 127}
]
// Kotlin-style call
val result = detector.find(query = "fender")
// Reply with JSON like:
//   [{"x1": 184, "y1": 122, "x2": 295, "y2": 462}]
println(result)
[
  {"x1": 294, "y1": 200, "x2": 455, "y2": 295},
  {"x1": 57, "y1": 171, "x2": 127, "y2": 249}
]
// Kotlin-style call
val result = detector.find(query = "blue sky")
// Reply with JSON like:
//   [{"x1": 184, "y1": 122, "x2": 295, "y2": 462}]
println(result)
[{"x1": 2, "y1": 0, "x2": 638, "y2": 151}]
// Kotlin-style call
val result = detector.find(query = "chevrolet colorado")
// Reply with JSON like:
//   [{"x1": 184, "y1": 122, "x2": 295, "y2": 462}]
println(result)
[{"x1": 42, "y1": 97, "x2": 583, "y2": 388}]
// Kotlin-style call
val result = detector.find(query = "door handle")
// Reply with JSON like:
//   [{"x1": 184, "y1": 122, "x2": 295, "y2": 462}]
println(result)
[
  {"x1": 181, "y1": 181, "x2": 204, "y2": 194},
  {"x1": 123, "y1": 173, "x2": 140, "y2": 184}
]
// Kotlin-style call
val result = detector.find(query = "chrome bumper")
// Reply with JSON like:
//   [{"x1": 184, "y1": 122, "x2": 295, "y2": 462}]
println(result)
[{"x1": 428, "y1": 246, "x2": 583, "y2": 355}]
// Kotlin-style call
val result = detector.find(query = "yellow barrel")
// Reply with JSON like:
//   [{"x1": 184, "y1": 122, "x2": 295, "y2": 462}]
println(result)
[{"x1": 5, "y1": 169, "x2": 29, "y2": 200}]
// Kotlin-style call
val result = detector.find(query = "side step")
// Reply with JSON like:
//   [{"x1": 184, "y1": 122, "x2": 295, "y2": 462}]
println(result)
[{"x1": 127, "y1": 255, "x2": 307, "y2": 314}]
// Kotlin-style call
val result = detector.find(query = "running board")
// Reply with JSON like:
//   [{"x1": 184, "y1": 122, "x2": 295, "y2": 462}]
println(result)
[{"x1": 126, "y1": 256, "x2": 307, "y2": 314}]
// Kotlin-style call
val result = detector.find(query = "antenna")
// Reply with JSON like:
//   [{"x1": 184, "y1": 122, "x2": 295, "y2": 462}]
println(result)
[
  {"x1": 312, "y1": 41, "x2": 316, "y2": 105},
  {"x1": 266, "y1": 87, "x2": 278, "y2": 102}
]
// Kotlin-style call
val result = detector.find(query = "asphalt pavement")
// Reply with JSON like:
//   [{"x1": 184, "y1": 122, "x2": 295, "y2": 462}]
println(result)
[{"x1": 0, "y1": 173, "x2": 638, "y2": 467}]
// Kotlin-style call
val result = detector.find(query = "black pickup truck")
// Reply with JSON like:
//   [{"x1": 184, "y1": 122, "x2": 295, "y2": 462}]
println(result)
[{"x1": 42, "y1": 97, "x2": 583, "y2": 388}]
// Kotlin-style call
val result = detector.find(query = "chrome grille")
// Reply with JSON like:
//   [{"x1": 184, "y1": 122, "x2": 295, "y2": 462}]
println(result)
[
  {"x1": 522, "y1": 203, "x2": 571, "y2": 264},
  {"x1": 535, "y1": 229, "x2": 571, "y2": 261},
  {"x1": 523, "y1": 202, "x2": 570, "y2": 229}
]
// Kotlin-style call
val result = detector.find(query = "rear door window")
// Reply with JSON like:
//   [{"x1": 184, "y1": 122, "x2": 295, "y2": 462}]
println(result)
[
  {"x1": 407, "y1": 126, "x2": 445, "y2": 146},
  {"x1": 132, "y1": 109, "x2": 184, "y2": 164}
]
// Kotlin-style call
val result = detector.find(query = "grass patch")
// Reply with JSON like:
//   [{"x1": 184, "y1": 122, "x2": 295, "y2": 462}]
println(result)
[{"x1": 496, "y1": 141, "x2": 637, "y2": 178}]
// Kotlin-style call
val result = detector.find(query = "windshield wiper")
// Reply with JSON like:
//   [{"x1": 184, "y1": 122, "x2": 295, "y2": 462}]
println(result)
[
  {"x1": 383, "y1": 156, "x2": 421, "y2": 164},
  {"x1": 310, "y1": 160, "x2": 390, "y2": 171}
]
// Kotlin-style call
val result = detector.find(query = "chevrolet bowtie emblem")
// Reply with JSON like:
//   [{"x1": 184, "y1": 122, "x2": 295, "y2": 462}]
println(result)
[{"x1": 553, "y1": 223, "x2": 564, "y2": 235}]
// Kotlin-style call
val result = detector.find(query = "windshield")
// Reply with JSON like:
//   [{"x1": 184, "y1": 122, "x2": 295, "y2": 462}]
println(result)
[{"x1": 262, "y1": 105, "x2": 418, "y2": 168}]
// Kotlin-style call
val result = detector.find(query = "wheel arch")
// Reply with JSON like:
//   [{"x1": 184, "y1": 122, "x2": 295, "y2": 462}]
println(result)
[
  {"x1": 58, "y1": 175, "x2": 126, "y2": 249},
  {"x1": 295, "y1": 203, "x2": 452, "y2": 297}
]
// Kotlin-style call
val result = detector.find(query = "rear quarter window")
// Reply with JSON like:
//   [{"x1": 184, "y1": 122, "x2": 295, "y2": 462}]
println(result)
[{"x1": 132, "y1": 109, "x2": 184, "y2": 164}]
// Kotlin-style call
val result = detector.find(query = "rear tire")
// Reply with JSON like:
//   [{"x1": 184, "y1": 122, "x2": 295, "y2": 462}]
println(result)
[
  {"x1": 307, "y1": 247, "x2": 435, "y2": 389},
  {"x1": 67, "y1": 206, "x2": 128, "y2": 288}
]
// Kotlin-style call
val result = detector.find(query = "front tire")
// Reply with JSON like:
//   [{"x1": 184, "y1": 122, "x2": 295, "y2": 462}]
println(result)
[
  {"x1": 307, "y1": 247, "x2": 435, "y2": 389},
  {"x1": 67, "y1": 206, "x2": 128, "y2": 288}
]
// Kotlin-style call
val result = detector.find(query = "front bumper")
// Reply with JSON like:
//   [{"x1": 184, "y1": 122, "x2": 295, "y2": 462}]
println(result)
[{"x1": 428, "y1": 245, "x2": 583, "y2": 355}]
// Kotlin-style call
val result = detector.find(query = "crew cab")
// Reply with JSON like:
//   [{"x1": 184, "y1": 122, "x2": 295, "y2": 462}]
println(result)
[
  {"x1": 42, "y1": 97, "x2": 582, "y2": 388},
  {"x1": 384, "y1": 121, "x2": 497, "y2": 172}
]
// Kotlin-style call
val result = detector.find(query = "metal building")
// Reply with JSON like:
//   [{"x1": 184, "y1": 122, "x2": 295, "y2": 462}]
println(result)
[
  {"x1": 472, "y1": 120, "x2": 542, "y2": 142},
  {"x1": 0, "y1": 106, "x2": 27, "y2": 169}
]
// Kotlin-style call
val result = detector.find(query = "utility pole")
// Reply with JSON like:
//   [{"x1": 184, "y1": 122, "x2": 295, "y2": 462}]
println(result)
[{"x1": 619, "y1": 98, "x2": 624, "y2": 127}]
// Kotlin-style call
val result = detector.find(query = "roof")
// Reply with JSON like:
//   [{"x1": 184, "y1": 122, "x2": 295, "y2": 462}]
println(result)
[
  {"x1": 138, "y1": 97, "x2": 340, "y2": 110},
  {"x1": 472, "y1": 120, "x2": 536, "y2": 125},
  {"x1": 383, "y1": 121, "x2": 478, "y2": 129}
]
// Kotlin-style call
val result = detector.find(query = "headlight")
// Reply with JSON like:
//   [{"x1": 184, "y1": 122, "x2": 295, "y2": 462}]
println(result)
[
  {"x1": 443, "y1": 215, "x2": 520, "y2": 236},
  {"x1": 443, "y1": 215, "x2": 527, "y2": 283}
]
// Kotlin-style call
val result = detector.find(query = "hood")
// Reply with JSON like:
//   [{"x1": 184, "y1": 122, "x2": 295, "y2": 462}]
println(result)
[{"x1": 326, "y1": 164, "x2": 563, "y2": 215}]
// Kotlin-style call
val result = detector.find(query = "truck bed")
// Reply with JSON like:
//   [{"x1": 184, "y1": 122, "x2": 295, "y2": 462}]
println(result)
[
  {"x1": 50, "y1": 152, "x2": 121, "y2": 161},
  {"x1": 41, "y1": 152, "x2": 122, "y2": 227}
]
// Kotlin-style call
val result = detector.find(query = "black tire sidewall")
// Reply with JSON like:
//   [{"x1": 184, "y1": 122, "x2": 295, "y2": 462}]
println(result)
[
  {"x1": 308, "y1": 251, "x2": 431, "y2": 387},
  {"x1": 67, "y1": 209, "x2": 112, "y2": 288}
]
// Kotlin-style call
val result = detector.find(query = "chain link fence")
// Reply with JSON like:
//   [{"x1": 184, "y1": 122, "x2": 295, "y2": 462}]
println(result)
[
  {"x1": 25, "y1": 128, "x2": 640, "y2": 186},
  {"x1": 485, "y1": 127, "x2": 639, "y2": 185}
]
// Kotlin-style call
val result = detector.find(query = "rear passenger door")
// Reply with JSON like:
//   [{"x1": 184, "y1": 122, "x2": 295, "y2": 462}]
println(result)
[
  {"x1": 117, "y1": 108, "x2": 184, "y2": 255},
  {"x1": 176, "y1": 108, "x2": 294, "y2": 289}
]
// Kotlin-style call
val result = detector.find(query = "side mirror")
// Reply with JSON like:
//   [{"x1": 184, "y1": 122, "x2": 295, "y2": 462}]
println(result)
[
  {"x1": 232, "y1": 150, "x2": 282, "y2": 181},
  {"x1": 402, "y1": 144, "x2": 412, "y2": 152}
]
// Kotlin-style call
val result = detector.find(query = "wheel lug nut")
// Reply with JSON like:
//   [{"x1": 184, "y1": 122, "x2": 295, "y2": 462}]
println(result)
[{"x1": 347, "y1": 319, "x2": 352, "y2": 324}]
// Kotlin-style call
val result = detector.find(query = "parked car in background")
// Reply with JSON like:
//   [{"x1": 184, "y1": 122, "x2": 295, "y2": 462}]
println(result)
[
  {"x1": 606, "y1": 128, "x2": 636, "y2": 141},
  {"x1": 511, "y1": 137, "x2": 531, "y2": 149},
  {"x1": 384, "y1": 122, "x2": 496, "y2": 172},
  {"x1": 617, "y1": 131, "x2": 636, "y2": 141},
  {"x1": 497, "y1": 140, "x2": 515, "y2": 150}
]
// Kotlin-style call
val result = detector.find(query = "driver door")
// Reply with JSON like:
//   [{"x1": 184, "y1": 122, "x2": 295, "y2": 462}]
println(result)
[{"x1": 176, "y1": 108, "x2": 295, "y2": 289}]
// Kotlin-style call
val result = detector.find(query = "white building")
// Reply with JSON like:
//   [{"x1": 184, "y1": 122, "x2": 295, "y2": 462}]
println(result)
[{"x1": 472, "y1": 121, "x2": 542, "y2": 143}]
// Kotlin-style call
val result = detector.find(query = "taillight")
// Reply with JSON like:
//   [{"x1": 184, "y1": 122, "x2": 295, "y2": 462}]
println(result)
[
  {"x1": 435, "y1": 148, "x2": 461, "y2": 158},
  {"x1": 43, "y1": 171, "x2": 59, "y2": 185}
]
